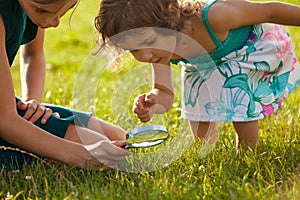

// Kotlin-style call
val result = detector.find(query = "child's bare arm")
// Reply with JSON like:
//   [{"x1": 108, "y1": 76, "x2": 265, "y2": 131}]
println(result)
[
  {"x1": 151, "y1": 63, "x2": 174, "y2": 113},
  {"x1": 20, "y1": 28, "x2": 46, "y2": 103},
  {"x1": 132, "y1": 63, "x2": 174, "y2": 122},
  {"x1": 210, "y1": 0, "x2": 300, "y2": 33}
]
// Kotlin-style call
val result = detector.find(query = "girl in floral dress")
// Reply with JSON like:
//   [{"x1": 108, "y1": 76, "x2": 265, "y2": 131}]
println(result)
[{"x1": 95, "y1": 0, "x2": 300, "y2": 148}]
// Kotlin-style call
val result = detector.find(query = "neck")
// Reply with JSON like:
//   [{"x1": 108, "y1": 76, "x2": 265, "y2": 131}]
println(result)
[{"x1": 174, "y1": 26, "x2": 207, "y2": 60}]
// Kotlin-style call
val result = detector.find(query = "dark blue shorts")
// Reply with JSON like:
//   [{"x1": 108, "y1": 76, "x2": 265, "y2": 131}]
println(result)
[{"x1": 0, "y1": 97, "x2": 92, "y2": 170}]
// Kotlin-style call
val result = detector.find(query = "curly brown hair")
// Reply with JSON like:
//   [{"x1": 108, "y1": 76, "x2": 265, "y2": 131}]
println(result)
[{"x1": 95, "y1": 0, "x2": 204, "y2": 48}]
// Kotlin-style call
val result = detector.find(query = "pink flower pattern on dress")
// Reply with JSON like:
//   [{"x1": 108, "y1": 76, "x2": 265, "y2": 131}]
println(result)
[
  {"x1": 261, "y1": 103, "x2": 275, "y2": 117},
  {"x1": 291, "y1": 57, "x2": 297, "y2": 72},
  {"x1": 261, "y1": 25, "x2": 294, "y2": 65},
  {"x1": 183, "y1": 24, "x2": 300, "y2": 121}
]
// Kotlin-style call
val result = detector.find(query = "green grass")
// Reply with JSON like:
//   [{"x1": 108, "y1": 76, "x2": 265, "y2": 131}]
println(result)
[{"x1": 2, "y1": 0, "x2": 300, "y2": 199}]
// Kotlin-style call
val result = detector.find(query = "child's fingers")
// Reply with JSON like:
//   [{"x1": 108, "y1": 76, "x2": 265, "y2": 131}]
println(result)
[
  {"x1": 16, "y1": 100, "x2": 27, "y2": 110},
  {"x1": 134, "y1": 101, "x2": 144, "y2": 110},
  {"x1": 133, "y1": 93, "x2": 153, "y2": 122},
  {"x1": 40, "y1": 108, "x2": 54, "y2": 124},
  {"x1": 139, "y1": 115, "x2": 152, "y2": 122},
  {"x1": 22, "y1": 102, "x2": 37, "y2": 120},
  {"x1": 111, "y1": 141, "x2": 127, "y2": 148},
  {"x1": 17, "y1": 100, "x2": 59, "y2": 124},
  {"x1": 28, "y1": 105, "x2": 48, "y2": 123},
  {"x1": 145, "y1": 93, "x2": 157, "y2": 106},
  {"x1": 134, "y1": 104, "x2": 148, "y2": 113},
  {"x1": 134, "y1": 94, "x2": 147, "y2": 110},
  {"x1": 136, "y1": 109, "x2": 152, "y2": 122},
  {"x1": 133, "y1": 94, "x2": 148, "y2": 113}
]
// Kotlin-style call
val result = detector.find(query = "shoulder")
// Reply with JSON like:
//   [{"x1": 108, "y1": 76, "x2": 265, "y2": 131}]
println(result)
[
  {"x1": 207, "y1": 0, "x2": 271, "y2": 31},
  {"x1": 0, "y1": 0, "x2": 21, "y2": 29},
  {"x1": 204, "y1": 0, "x2": 233, "y2": 33},
  {"x1": 0, "y1": 0, "x2": 11, "y2": 9},
  {"x1": 0, "y1": 0, "x2": 18, "y2": 12}
]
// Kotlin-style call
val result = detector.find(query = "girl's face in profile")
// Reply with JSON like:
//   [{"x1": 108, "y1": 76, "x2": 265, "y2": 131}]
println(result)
[
  {"x1": 18, "y1": 0, "x2": 77, "y2": 28},
  {"x1": 115, "y1": 27, "x2": 181, "y2": 65}
]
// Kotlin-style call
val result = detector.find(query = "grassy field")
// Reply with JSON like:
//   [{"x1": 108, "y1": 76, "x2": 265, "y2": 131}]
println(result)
[{"x1": 2, "y1": 0, "x2": 300, "y2": 199}]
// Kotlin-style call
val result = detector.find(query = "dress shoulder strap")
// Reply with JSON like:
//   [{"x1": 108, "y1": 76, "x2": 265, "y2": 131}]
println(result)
[{"x1": 201, "y1": 0, "x2": 222, "y2": 47}]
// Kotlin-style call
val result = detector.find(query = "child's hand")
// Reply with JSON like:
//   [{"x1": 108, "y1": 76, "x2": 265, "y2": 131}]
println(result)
[
  {"x1": 83, "y1": 140, "x2": 131, "y2": 170},
  {"x1": 17, "y1": 100, "x2": 60, "y2": 124},
  {"x1": 133, "y1": 93, "x2": 157, "y2": 122}
]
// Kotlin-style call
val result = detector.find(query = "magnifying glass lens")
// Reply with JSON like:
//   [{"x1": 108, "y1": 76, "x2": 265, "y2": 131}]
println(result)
[
  {"x1": 127, "y1": 130, "x2": 168, "y2": 143},
  {"x1": 126, "y1": 125, "x2": 169, "y2": 148}
]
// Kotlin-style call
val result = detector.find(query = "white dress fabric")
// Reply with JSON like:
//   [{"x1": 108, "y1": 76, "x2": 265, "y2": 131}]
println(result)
[{"x1": 181, "y1": 24, "x2": 300, "y2": 122}]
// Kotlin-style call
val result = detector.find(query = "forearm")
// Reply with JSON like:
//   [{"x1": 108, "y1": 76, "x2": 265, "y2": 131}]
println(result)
[
  {"x1": 267, "y1": 1, "x2": 300, "y2": 26},
  {"x1": 219, "y1": 0, "x2": 300, "y2": 30},
  {"x1": 151, "y1": 63, "x2": 174, "y2": 114},
  {"x1": 20, "y1": 48, "x2": 46, "y2": 102},
  {"x1": 20, "y1": 28, "x2": 46, "y2": 102},
  {"x1": 0, "y1": 112, "x2": 80, "y2": 164}
]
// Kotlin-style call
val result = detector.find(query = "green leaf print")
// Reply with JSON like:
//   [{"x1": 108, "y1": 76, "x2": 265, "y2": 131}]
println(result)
[
  {"x1": 184, "y1": 66, "x2": 215, "y2": 107},
  {"x1": 270, "y1": 72, "x2": 290, "y2": 97},
  {"x1": 223, "y1": 74, "x2": 249, "y2": 91},
  {"x1": 223, "y1": 74, "x2": 257, "y2": 118}
]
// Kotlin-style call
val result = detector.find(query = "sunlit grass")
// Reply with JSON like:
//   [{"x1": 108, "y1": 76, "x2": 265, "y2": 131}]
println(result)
[{"x1": 3, "y1": 0, "x2": 300, "y2": 199}]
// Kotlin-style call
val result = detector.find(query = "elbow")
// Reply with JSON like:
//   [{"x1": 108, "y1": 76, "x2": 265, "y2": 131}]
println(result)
[
  {"x1": 153, "y1": 93, "x2": 174, "y2": 114},
  {"x1": 160, "y1": 93, "x2": 174, "y2": 113},
  {"x1": 0, "y1": 110, "x2": 20, "y2": 137},
  {"x1": 153, "y1": 84, "x2": 175, "y2": 111}
]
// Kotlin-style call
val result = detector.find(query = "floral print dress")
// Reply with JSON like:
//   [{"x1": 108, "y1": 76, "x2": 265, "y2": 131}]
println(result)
[{"x1": 181, "y1": 21, "x2": 300, "y2": 122}]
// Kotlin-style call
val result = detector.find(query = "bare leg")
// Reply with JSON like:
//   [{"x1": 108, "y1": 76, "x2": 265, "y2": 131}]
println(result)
[
  {"x1": 233, "y1": 120, "x2": 259, "y2": 149},
  {"x1": 64, "y1": 117, "x2": 126, "y2": 145},
  {"x1": 63, "y1": 123, "x2": 128, "y2": 170},
  {"x1": 189, "y1": 121, "x2": 217, "y2": 144},
  {"x1": 86, "y1": 117, "x2": 126, "y2": 141},
  {"x1": 64, "y1": 124, "x2": 110, "y2": 145}
]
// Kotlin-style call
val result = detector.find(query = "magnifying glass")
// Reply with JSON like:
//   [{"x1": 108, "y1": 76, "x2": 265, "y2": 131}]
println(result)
[{"x1": 125, "y1": 124, "x2": 169, "y2": 148}]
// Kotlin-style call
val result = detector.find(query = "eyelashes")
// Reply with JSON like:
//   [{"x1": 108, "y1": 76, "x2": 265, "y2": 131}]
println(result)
[{"x1": 34, "y1": 8, "x2": 47, "y2": 14}]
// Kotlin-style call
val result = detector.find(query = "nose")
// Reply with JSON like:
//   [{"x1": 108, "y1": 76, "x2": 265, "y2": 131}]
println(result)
[{"x1": 131, "y1": 49, "x2": 153, "y2": 63}]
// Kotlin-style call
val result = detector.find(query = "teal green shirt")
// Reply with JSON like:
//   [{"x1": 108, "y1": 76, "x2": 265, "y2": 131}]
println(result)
[
  {"x1": 0, "y1": 0, "x2": 38, "y2": 65},
  {"x1": 201, "y1": 0, "x2": 252, "y2": 62}
]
